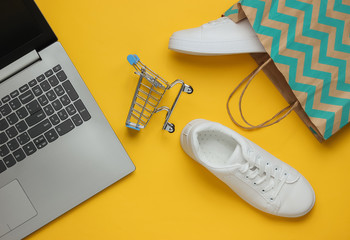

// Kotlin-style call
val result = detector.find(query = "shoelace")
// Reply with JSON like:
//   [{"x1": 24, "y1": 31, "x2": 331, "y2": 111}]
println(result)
[{"x1": 237, "y1": 148, "x2": 288, "y2": 201}]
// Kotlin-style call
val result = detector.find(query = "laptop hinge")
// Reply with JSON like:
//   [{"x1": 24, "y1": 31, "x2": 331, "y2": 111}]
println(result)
[{"x1": 0, "y1": 50, "x2": 41, "y2": 83}]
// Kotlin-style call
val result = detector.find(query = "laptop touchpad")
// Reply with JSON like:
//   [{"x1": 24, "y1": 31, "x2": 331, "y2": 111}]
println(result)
[{"x1": 0, "y1": 180, "x2": 37, "y2": 237}]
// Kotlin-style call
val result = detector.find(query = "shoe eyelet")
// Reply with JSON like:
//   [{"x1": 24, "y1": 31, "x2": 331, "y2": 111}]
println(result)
[
  {"x1": 253, "y1": 182, "x2": 256, "y2": 185},
  {"x1": 275, "y1": 168, "x2": 278, "y2": 171},
  {"x1": 270, "y1": 198, "x2": 274, "y2": 201},
  {"x1": 262, "y1": 189, "x2": 265, "y2": 192}
]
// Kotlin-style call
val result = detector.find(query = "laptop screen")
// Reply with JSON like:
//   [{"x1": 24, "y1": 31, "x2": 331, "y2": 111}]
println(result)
[{"x1": 0, "y1": 0, "x2": 57, "y2": 70}]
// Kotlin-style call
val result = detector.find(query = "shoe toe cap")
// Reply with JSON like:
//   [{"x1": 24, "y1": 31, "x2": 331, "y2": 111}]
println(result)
[{"x1": 277, "y1": 176, "x2": 315, "y2": 217}]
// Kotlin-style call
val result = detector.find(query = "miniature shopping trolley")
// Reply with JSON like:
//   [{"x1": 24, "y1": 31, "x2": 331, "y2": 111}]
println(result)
[{"x1": 126, "y1": 54, "x2": 193, "y2": 133}]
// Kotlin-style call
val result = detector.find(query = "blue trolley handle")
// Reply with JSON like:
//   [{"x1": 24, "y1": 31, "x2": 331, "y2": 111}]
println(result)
[{"x1": 127, "y1": 54, "x2": 140, "y2": 65}]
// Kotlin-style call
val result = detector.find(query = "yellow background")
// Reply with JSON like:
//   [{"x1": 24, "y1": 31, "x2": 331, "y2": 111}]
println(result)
[{"x1": 27, "y1": 0, "x2": 350, "y2": 239}]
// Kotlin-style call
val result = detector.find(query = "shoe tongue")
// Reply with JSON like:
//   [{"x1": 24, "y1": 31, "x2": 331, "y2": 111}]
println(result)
[{"x1": 227, "y1": 144, "x2": 244, "y2": 165}]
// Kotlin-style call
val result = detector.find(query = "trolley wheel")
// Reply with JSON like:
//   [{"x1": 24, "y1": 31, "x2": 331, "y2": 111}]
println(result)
[
  {"x1": 187, "y1": 86, "x2": 193, "y2": 94},
  {"x1": 165, "y1": 123, "x2": 175, "y2": 133},
  {"x1": 184, "y1": 85, "x2": 193, "y2": 94}
]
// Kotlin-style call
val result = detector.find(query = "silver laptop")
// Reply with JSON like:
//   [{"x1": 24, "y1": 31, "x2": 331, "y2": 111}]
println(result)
[{"x1": 0, "y1": 0, "x2": 135, "y2": 239}]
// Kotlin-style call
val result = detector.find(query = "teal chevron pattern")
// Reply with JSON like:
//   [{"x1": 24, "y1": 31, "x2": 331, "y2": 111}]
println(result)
[{"x1": 240, "y1": 0, "x2": 350, "y2": 139}]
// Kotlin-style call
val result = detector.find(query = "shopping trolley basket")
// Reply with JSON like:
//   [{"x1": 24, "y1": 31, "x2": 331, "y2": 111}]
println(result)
[{"x1": 126, "y1": 54, "x2": 193, "y2": 133}]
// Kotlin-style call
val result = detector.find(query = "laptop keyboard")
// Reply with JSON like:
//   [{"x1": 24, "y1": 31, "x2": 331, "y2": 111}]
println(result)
[{"x1": 0, "y1": 65, "x2": 91, "y2": 174}]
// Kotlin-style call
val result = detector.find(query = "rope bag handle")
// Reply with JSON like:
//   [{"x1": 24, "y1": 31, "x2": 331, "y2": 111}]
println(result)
[{"x1": 226, "y1": 58, "x2": 299, "y2": 130}]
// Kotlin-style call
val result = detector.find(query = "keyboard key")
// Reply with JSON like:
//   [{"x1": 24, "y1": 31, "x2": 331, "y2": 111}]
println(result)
[
  {"x1": 57, "y1": 109, "x2": 68, "y2": 120},
  {"x1": 23, "y1": 142, "x2": 37, "y2": 156},
  {"x1": 19, "y1": 90, "x2": 34, "y2": 104},
  {"x1": 3, "y1": 155, "x2": 16, "y2": 168},
  {"x1": 60, "y1": 94, "x2": 71, "y2": 106},
  {"x1": 10, "y1": 90, "x2": 19, "y2": 98},
  {"x1": 40, "y1": 80, "x2": 51, "y2": 91},
  {"x1": 34, "y1": 135, "x2": 48, "y2": 149},
  {"x1": 19, "y1": 84, "x2": 29, "y2": 93},
  {"x1": 29, "y1": 79, "x2": 37, "y2": 87},
  {"x1": 55, "y1": 119, "x2": 74, "y2": 136},
  {"x1": 0, "y1": 104, "x2": 12, "y2": 116},
  {"x1": 9, "y1": 98, "x2": 21, "y2": 110},
  {"x1": 6, "y1": 126, "x2": 18, "y2": 138},
  {"x1": 15, "y1": 120, "x2": 28, "y2": 132},
  {"x1": 62, "y1": 81, "x2": 79, "y2": 101},
  {"x1": 54, "y1": 85, "x2": 65, "y2": 96},
  {"x1": 45, "y1": 69, "x2": 54, "y2": 77},
  {"x1": 72, "y1": 114, "x2": 83, "y2": 126},
  {"x1": 43, "y1": 105, "x2": 54, "y2": 116},
  {"x1": 36, "y1": 74, "x2": 45, "y2": 82},
  {"x1": 52, "y1": 99, "x2": 62, "y2": 111},
  {"x1": 48, "y1": 75, "x2": 59, "y2": 87},
  {"x1": 32, "y1": 85, "x2": 43, "y2": 96},
  {"x1": 49, "y1": 114, "x2": 60, "y2": 125},
  {"x1": 56, "y1": 70, "x2": 67, "y2": 81},
  {"x1": 74, "y1": 100, "x2": 91, "y2": 121},
  {"x1": 25, "y1": 109, "x2": 46, "y2": 127},
  {"x1": 7, "y1": 139, "x2": 19, "y2": 151},
  {"x1": 13, "y1": 149, "x2": 26, "y2": 162},
  {"x1": 66, "y1": 104, "x2": 77, "y2": 116},
  {"x1": 2, "y1": 95, "x2": 10, "y2": 103},
  {"x1": 0, "y1": 145, "x2": 9, "y2": 157},
  {"x1": 6, "y1": 113, "x2": 18, "y2": 125},
  {"x1": 46, "y1": 90, "x2": 57, "y2": 101},
  {"x1": 0, "y1": 66, "x2": 87, "y2": 174},
  {"x1": 0, "y1": 132, "x2": 8, "y2": 144},
  {"x1": 26, "y1": 99, "x2": 41, "y2": 114},
  {"x1": 53, "y1": 64, "x2": 62, "y2": 72},
  {"x1": 17, "y1": 132, "x2": 30, "y2": 145},
  {"x1": 0, "y1": 119, "x2": 9, "y2": 131},
  {"x1": 28, "y1": 119, "x2": 52, "y2": 138},
  {"x1": 16, "y1": 107, "x2": 29, "y2": 119},
  {"x1": 44, "y1": 129, "x2": 59, "y2": 143},
  {"x1": 38, "y1": 95, "x2": 49, "y2": 106},
  {"x1": 0, "y1": 160, "x2": 6, "y2": 173}
]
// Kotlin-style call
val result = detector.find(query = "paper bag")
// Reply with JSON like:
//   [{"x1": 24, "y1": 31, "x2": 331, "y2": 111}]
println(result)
[{"x1": 225, "y1": 0, "x2": 350, "y2": 142}]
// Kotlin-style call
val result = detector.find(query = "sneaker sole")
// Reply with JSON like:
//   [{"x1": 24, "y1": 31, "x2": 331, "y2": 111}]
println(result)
[{"x1": 169, "y1": 38, "x2": 266, "y2": 56}]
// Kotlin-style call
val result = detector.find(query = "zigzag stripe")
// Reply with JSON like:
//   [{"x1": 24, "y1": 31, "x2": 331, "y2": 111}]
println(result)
[
  {"x1": 303, "y1": 0, "x2": 350, "y2": 81},
  {"x1": 278, "y1": 0, "x2": 350, "y2": 135},
  {"x1": 241, "y1": 0, "x2": 339, "y2": 138},
  {"x1": 242, "y1": 1, "x2": 349, "y2": 139},
  {"x1": 277, "y1": 0, "x2": 349, "y2": 134},
  {"x1": 283, "y1": 0, "x2": 350, "y2": 131},
  {"x1": 257, "y1": 0, "x2": 343, "y2": 135},
  {"x1": 326, "y1": 0, "x2": 350, "y2": 46},
  {"x1": 285, "y1": 0, "x2": 350, "y2": 90},
  {"x1": 334, "y1": 0, "x2": 350, "y2": 14},
  {"x1": 319, "y1": 0, "x2": 350, "y2": 53},
  {"x1": 295, "y1": 1, "x2": 350, "y2": 94}
]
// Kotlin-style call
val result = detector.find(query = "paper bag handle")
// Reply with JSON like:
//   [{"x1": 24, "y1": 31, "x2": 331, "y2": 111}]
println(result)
[{"x1": 226, "y1": 58, "x2": 299, "y2": 130}]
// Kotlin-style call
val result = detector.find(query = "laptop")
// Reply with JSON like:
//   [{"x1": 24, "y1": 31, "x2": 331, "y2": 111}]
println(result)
[{"x1": 0, "y1": 0, "x2": 135, "y2": 239}]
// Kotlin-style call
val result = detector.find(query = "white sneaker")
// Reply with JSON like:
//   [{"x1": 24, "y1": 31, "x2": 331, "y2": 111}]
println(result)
[
  {"x1": 168, "y1": 17, "x2": 265, "y2": 55},
  {"x1": 181, "y1": 119, "x2": 315, "y2": 217}
]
